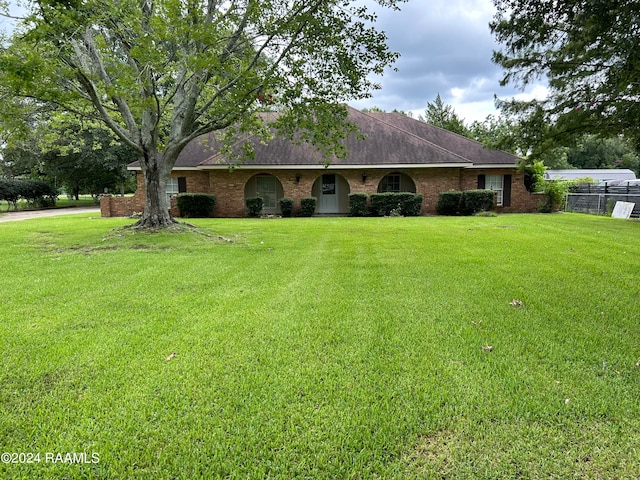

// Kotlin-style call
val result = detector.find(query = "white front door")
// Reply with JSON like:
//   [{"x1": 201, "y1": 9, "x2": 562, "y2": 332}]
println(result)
[{"x1": 318, "y1": 174, "x2": 339, "y2": 213}]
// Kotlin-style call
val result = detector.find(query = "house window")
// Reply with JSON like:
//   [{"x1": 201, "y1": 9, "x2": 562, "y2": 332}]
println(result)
[
  {"x1": 256, "y1": 175, "x2": 277, "y2": 208},
  {"x1": 166, "y1": 177, "x2": 187, "y2": 203},
  {"x1": 322, "y1": 174, "x2": 336, "y2": 195},
  {"x1": 380, "y1": 174, "x2": 401, "y2": 192},
  {"x1": 166, "y1": 177, "x2": 179, "y2": 202},
  {"x1": 485, "y1": 175, "x2": 504, "y2": 206}
]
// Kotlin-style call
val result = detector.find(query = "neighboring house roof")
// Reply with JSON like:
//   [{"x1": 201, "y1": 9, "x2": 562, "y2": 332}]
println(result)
[
  {"x1": 544, "y1": 169, "x2": 637, "y2": 181},
  {"x1": 130, "y1": 106, "x2": 522, "y2": 171}
]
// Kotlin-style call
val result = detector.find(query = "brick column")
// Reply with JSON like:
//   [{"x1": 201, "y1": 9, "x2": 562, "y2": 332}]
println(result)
[{"x1": 100, "y1": 195, "x2": 112, "y2": 217}]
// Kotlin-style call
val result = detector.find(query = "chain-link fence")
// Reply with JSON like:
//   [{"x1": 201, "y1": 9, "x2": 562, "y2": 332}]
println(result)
[{"x1": 565, "y1": 189, "x2": 640, "y2": 218}]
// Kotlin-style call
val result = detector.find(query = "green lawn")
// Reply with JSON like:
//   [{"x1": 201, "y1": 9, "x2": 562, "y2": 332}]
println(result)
[{"x1": 1, "y1": 213, "x2": 639, "y2": 479}]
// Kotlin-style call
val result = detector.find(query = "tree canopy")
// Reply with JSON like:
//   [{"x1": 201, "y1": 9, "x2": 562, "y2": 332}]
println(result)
[
  {"x1": 419, "y1": 94, "x2": 468, "y2": 136},
  {"x1": 1, "y1": 0, "x2": 405, "y2": 227},
  {"x1": 491, "y1": 0, "x2": 640, "y2": 154}
]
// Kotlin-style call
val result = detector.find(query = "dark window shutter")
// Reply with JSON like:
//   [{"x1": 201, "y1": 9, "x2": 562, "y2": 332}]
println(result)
[
  {"x1": 178, "y1": 177, "x2": 187, "y2": 193},
  {"x1": 477, "y1": 174, "x2": 486, "y2": 189},
  {"x1": 503, "y1": 175, "x2": 512, "y2": 206}
]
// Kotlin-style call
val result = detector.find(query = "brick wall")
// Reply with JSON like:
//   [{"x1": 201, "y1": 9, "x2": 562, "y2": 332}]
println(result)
[
  {"x1": 100, "y1": 194, "x2": 144, "y2": 217},
  {"x1": 101, "y1": 168, "x2": 541, "y2": 217}
]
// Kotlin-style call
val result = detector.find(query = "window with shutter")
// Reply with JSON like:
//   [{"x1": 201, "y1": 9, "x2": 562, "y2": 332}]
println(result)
[
  {"x1": 178, "y1": 177, "x2": 187, "y2": 193},
  {"x1": 166, "y1": 177, "x2": 179, "y2": 202},
  {"x1": 485, "y1": 175, "x2": 504, "y2": 206}
]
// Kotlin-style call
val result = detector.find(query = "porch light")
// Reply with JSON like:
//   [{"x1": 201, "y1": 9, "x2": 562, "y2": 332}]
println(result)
[
  {"x1": 362, "y1": 173, "x2": 367, "y2": 183},
  {"x1": 295, "y1": 174, "x2": 301, "y2": 183}
]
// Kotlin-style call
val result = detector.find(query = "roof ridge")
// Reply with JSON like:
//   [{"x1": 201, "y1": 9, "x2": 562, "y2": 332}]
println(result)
[
  {"x1": 387, "y1": 110, "x2": 489, "y2": 146},
  {"x1": 358, "y1": 109, "x2": 473, "y2": 164}
]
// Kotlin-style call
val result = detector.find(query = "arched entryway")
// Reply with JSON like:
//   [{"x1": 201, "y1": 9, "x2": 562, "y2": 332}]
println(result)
[
  {"x1": 377, "y1": 172, "x2": 416, "y2": 193},
  {"x1": 244, "y1": 174, "x2": 284, "y2": 214},
  {"x1": 311, "y1": 173, "x2": 350, "y2": 214}
]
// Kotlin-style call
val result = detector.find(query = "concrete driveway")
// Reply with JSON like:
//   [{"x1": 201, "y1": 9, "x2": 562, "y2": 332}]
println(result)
[{"x1": 0, "y1": 207, "x2": 100, "y2": 223}]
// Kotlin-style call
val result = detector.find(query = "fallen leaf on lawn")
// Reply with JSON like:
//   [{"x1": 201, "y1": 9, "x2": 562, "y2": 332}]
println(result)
[
  {"x1": 165, "y1": 352, "x2": 177, "y2": 362},
  {"x1": 564, "y1": 398, "x2": 570, "y2": 404},
  {"x1": 509, "y1": 299, "x2": 523, "y2": 307},
  {"x1": 636, "y1": 358, "x2": 640, "y2": 368},
  {"x1": 482, "y1": 345, "x2": 494, "y2": 352}
]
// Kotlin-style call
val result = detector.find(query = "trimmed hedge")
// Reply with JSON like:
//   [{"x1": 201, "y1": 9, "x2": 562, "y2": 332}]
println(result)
[
  {"x1": 348, "y1": 193, "x2": 369, "y2": 217},
  {"x1": 437, "y1": 191, "x2": 463, "y2": 215},
  {"x1": 300, "y1": 197, "x2": 316, "y2": 217},
  {"x1": 437, "y1": 189, "x2": 495, "y2": 216},
  {"x1": 0, "y1": 178, "x2": 57, "y2": 210},
  {"x1": 245, "y1": 197, "x2": 263, "y2": 217},
  {"x1": 401, "y1": 193, "x2": 423, "y2": 216},
  {"x1": 370, "y1": 192, "x2": 423, "y2": 216},
  {"x1": 279, "y1": 197, "x2": 294, "y2": 217},
  {"x1": 462, "y1": 189, "x2": 494, "y2": 215},
  {"x1": 176, "y1": 193, "x2": 216, "y2": 218}
]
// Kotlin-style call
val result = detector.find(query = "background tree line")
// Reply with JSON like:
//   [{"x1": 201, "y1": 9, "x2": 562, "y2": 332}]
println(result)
[{"x1": 1, "y1": 111, "x2": 138, "y2": 204}]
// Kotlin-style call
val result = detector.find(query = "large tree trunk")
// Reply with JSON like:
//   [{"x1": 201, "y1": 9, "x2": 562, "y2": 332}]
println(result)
[{"x1": 134, "y1": 154, "x2": 178, "y2": 229}]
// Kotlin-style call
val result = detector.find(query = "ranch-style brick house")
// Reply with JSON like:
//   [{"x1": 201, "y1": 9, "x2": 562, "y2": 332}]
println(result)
[{"x1": 101, "y1": 107, "x2": 538, "y2": 218}]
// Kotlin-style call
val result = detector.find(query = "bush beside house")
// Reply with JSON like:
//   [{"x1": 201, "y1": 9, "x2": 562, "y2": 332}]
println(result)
[
  {"x1": 349, "y1": 193, "x2": 369, "y2": 217},
  {"x1": 437, "y1": 190, "x2": 495, "y2": 216},
  {"x1": 370, "y1": 192, "x2": 423, "y2": 216},
  {"x1": 436, "y1": 191, "x2": 463, "y2": 216},
  {"x1": 176, "y1": 193, "x2": 216, "y2": 217},
  {"x1": 300, "y1": 197, "x2": 316, "y2": 217},
  {"x1": 279, "y1": 197, "x2": 294, "y2": 217},
  {"x1": 246, "y1": 197, "x2": 263, "y2": 217},
  {"x1": 461, "y1": 190, "x2": 495, "y2": 215}
]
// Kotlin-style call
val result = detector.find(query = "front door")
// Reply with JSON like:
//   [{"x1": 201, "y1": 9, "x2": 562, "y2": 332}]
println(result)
[{"x1": 318, "y1": 174, "x2": 339, "y2": 213}]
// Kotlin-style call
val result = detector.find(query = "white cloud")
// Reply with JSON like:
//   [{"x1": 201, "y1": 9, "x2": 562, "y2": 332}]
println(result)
[
  {"x1": 352, "y1": 0, "x2": 546, "y2": 124},
  {"x1": 511, "y1": 84, "x2": 551, "y2": 103}
]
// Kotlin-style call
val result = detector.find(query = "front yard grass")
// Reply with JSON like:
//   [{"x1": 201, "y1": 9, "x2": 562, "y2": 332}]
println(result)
[{"x1": 1, "y1": 213, "x2": 639, "y2": 478}]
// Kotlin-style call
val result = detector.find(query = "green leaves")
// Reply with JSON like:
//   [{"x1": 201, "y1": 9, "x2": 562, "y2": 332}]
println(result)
[
  {"x1": 420, "y1": 94, "x2": 469, "y2": 136},
  {"x1": 492, "y1": 0, "x2": 640, "y2": 149},
  {"x1": 2, "y1": 0, "x2": 405, "y2": 226}
]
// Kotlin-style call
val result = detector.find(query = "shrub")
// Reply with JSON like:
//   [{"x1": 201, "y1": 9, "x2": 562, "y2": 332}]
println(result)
[
  {"x1": 537, "y1": 201, "x2": 553, "y2": 213},
  {"x1": 15, "y1": 179, "x2": 58, "y2": 208},
  {"x1": 176, "y1": 193, "x2": 216, "y2": 218},
  {"x1": 401, "y1": 193, "x2": 423, "y2": 216},
  {"x1": 300, "y1": 197, "x2": 316, "y2": 217},
  {"x1": 348, "y1": 193, "x2": 369, "y2": 217},
  {"x1": 437, "y1": 191, "x2": 463, "y2": 216},
  {"x1": 537, "y1": 180, "x2": 569, "y2": 213},
  {"x1": 540, "y1": 180, "x2": 568, "y2": 213},
  {"x1": 462, "y1": 189, "x2": 494, "y2": 215},
  {"x1": 370, "y1": 192, "x2": 423, "y2": 216},
  {"x1": 279, "y1": 197, "x2": 294, "y2": 217},
  {"x1": 523, "y1": 160, "x2": 546, "y2": 193},
  {"x1": 245, "y1": 197, "x2": 263, "y2": 217},
  {"x1": 0, "y1": 179, "x2": 21, "y2": 211},
  {"x1": 370, "y1": 193, "x2": 398, "y2": 216}
]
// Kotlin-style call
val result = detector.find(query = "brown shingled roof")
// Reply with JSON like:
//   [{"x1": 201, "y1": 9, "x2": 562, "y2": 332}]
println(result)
[
  {"x1": 140, "y1": 106, "x2": 520, "y2": 170},
  {"x1": 370, "y1": 111, "x2": 518, "y2": 166}
]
